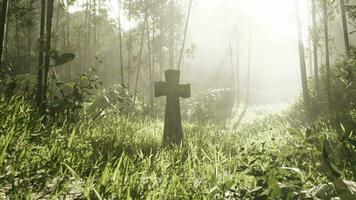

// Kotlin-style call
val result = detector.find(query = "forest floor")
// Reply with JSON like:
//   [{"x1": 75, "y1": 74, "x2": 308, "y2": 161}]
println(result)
[{"x1": 0, "y1": 97, "x2": 355, "y2": 199}]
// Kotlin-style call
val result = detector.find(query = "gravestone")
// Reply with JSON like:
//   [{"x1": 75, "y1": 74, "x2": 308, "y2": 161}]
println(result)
[{"x1": 155, "y1": 70, "x2": 190, "y2": 147}]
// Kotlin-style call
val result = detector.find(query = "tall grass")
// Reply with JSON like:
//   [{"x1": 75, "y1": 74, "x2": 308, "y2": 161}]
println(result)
[{"x1": 0, "y1": 96, "x2": 347, "y2": 199}]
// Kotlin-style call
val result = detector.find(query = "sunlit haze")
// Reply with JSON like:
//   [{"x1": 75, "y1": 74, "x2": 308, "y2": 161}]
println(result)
[
  {"x1": 183, "y1": 0, "x2": 309, "y2": 104},
  {"x1": 70, "y1": 0, "x2": 311, "y2": 105},
  {"x1": 2, "y1": 0, "x2": 356, "y2": 196}
]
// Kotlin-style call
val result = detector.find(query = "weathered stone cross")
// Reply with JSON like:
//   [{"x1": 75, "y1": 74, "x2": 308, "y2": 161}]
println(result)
[{"x1": 155, "y1": 70, "x2": 191, "y2": 147}]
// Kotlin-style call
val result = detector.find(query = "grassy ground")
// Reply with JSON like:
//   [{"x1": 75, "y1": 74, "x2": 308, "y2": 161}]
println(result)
[{"x1": 0, "y1": 97, "x2": 349, "y2": 199}]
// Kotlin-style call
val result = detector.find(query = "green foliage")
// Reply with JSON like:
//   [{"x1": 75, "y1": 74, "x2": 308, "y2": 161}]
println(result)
[
  {"x1": 47, "y1": 68, "x2": 102, "y2": 121},
  {"x1": 185, "y1": 88, "x2": 235, "y2": 123},
  {"x1": 0, "y1": 66, "x2": 101, "y2": 122},
  {"x1": 0, "y1": 71, "x2": 36, "y2": 100},
  {"x1": 87, "y1": 83, "x2": 148, "y2": 119},
  {"x1": 288, "y1": 57, "x2": 356, "y2": 125},
  {"x1": 2, "y1": 97, "x2": 355, "y2": 199},
  {"x1": 287, "y1": 109, "x2": 356, "y2": 199}
]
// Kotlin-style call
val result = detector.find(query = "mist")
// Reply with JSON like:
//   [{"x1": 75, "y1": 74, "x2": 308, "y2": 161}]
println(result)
[
  {"x1": 67, "y1": 0, "x2": 355, "y2": 106},
  {"x1": 184, "y1": 0, "x2": 302, "y2": 105}
]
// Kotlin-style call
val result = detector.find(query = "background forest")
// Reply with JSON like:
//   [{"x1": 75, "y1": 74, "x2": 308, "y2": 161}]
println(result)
[{"x1": 0, "y1": 0, "x2": 356, "y2": 199}]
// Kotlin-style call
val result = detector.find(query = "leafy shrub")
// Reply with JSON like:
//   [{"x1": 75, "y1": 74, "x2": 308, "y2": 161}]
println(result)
[
  {"x1": 287, "y1": 57, "x2": 356, "y2": 126},
  {"x1": 185, "y1": 88, "x2": 235, "y2": 123},
  {"x1": 47, "y1": 68, "x2": 102, "y2": 121},
  {"x1": 0, "y1": 71, "x2": 37, "y2": 101},
  {"x1": 87, "y1": 84, "x2": 148, "y2": 119}
]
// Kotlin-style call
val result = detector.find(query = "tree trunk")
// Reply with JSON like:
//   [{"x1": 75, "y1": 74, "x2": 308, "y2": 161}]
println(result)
[
  {"x1": 0, "y1": 0, "x2": 9, "y2": 70},
  {"x1": 226, "y1": 11, "x2": 235, "y2": 99},
  {"x1": 78, "y1": 30, "x2": 82, "y2": 72},
  {"x1": 3, "y1": 8, "x2": 9, "y2": 64},
  {"x1": 54, "y1": 0, "x2": 61, "y2": 49},
  {"x1": 246, "y1": 10, "x2": 252, "y2": 105},
  {"x1": 93, "y1": 0, "x2": 97, "y2": 56},
  {"x1": 65, "y1": 0, "x2": 71, "y2": 80},
  {"x1": 177, "y1": 0, "x2": 192, "y2": 70},
  {"x1": 236, "y1": 25, "x2": 240, "y2": 106},
  {"x1": 118, "y1": 0, "x2": 124, "y2": 85},
  {"x1": 84, "y1": 0, "x2": 89, "y2": 69},
  {"x1": 158, "y1": 0, "x2": 164, "y2": 80},
  {"x1": 295, "y1": 0, "x2": 310, "y2": 117},
  {"x1": 312, "y1": 0, "x2": 320, "y2": 100},
  {"x1": 168, "y1": 0, "x2": 175, "y2": 69},
  {"x1": 37, "y1": 0, "x2": 46, "y2": 108},
  {"x1": 133, "y1": 17, "x2": 147, "y2": 107},
  {"x1": 97, "y1": 0, "x2": 101, "y2": 48},
  {"x1": 323, "y1": 0, "x2": 332, "y2": 109},
  {"x1": 42, "y1": 0, "x2": 55, "y2": 113},
  {"x1": 152, "y1": 17, "x2": 156, "y2": 116},
  {"x1": 15, "y1": 18, "x2": 22, "y2": 73},
  {"x1": 26, "y1": 25, "x2": 33, "y2": 72},
  {"x1": 87, "y1": 0, "x2": 92, "y2": 66},
  {"x1": 146, "y1": 16, "x2": 153, "y2": 112},
  {"x1": 127, "y1": 1, "x2": 132, "y2": 88},
  {"x1": 234, "y1": 9, "x2": 251, "y2": 127},
  {"x1": 340, "y1": 0, "x2": 351, "y2": 59},
  {"x1": 308, "y1": 42, "x2": 313, "y2": 77}
]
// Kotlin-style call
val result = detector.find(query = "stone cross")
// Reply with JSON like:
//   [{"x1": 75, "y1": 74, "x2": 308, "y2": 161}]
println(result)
[{"x1": 155, "y1": 70, "x2": 191, "y2": 147}]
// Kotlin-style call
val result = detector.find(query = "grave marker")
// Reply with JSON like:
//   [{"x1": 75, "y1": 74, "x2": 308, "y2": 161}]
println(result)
[{"x1": 155, "y1": 70, "x2": 190, "y2": 146}]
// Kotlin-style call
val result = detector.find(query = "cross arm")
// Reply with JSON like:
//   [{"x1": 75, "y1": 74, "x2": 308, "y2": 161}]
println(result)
[
  {"x1": 178, "y1": 84, "x2": 191, "y2": 98},
  {"x1": 155, "y1": 81, "x2": 168, "y2": 97}
]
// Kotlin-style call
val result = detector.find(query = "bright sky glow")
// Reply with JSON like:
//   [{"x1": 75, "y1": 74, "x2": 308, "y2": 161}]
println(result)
[
  {"x1": 69, "y1": 0, "x2": 311, "y2": 104},
  {"x1": 186, "y1": 0, "x2": 310, "y2": 104},
  {"x1": 70, "y1": 0, "x2": 309, "y2": 37},
  {"x1": 250, "y1": 0, "x2": 299, "y2": 36},
  {"x1": 69, "y1": 0, "x2": 134, "y2": 30}
]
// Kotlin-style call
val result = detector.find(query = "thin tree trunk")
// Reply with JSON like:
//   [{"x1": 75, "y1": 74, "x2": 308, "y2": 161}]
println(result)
[
  {"x1": 87, "y1": 0, "x2": 92, "y2": 66},
  {"x1": 97, "y1": 0, "x2": 101, "y2": 47},
  {"x1": 307, "y1": 5, "x2": 313, "y2": 78},
  {"x1": 66, "y1": 0, "x2": 71, "y2": 80},
  {"x1": 234, "y1": 9, "x2": 250, "y2": 127},
  {"x1": 225, "y1": 3, "x2": 235, "y2": 94},
  {"x1": 127, "y1": 1, "x2": 132, "y2": 88},
  {"x1": 42, "y1": 0, "x2": 55, "y2": 113},
  {"x1": 27, "y1": 25, "x2": 33, "y2": 72},
  {"x1": 0, "y1": 0, "x2": 9, "y2": 70},
  {"x1": 78, "y1": 30, "x2": 81, "y2": 70},
  {"x1": 93, "y1": 0, "x2": 97, "y2": 56},
  {"x1": 295, "y1": 0, "x2": 310, "y2": 117},
  {"x1": 246, "y1": 10, "x2": 252, "y2": 105},
  {"x1": 158, "y1": 0, "x2": 164, "y2": 80},
  {"x1": 84, "y1": 0, "x2": 89, "y2": 69},
  {"x1": 15, "y1": 18, "x2": 22, "y2": 72},
  {"x1": 152, "y1": 17, "x2": 156, "y2": 115},
  {"x1": 169, "y1": 0, "x2": 175, "y2": 69},
  {"x1": 66, "y1": 0, "x2": 70, "y2": 48},
  {"x1": 312, "y1": 0, "x2": 320, "y2": 100},
  {"x1": 61, "y1": 18, "x2": 69, "y2": 80},
  {"x1": 340, "y1": 0, "x2": 351, "y2": 59},
  {"x1": 146, "y1": 16, "x2": 153, "y2": 112},
  {"x1": 223, "y1": 4, "x2": 237, "y2": 111},
  {"x1": 133, "y1": 17, "x2": 147, "y2": 107},
  {"x1": 54, "y1": 0, "x2": 61, "y2": 49},
  {"x1": 3, "y1": 9, "x2": 9, "y2": 64},
  {"x1": 177, "y1": 0, "x2": 192, "y2": 70},
  {"x1": 92, "y1": 0, "x2": 98, "y2": 75},
  {"x1": 118, "y1": 0, "x2": 124, "y2": 85},
  {"x1": 323, "y1": 0, "x2": 332, "y2": 109},
  {"x1": 37, "y1": 0, "x2": 46, "y2": 108},
  {"x1": 309, "y1": 43, "x2": 313, "y2": 77},
  {"x1": 236, "y1": 25, "x2": 240, "y2": 106}
]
